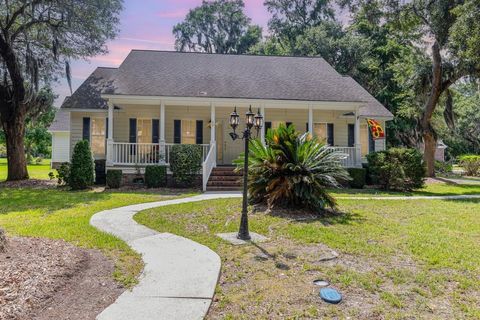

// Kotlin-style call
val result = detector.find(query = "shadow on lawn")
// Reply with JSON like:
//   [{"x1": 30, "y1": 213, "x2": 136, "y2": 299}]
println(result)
[
  {"x1": 0, "y1": 188, "x2": 111, "y2": 214},
  {"x1": 268, "y1": 208, "x2": 363, "y2": 226}
]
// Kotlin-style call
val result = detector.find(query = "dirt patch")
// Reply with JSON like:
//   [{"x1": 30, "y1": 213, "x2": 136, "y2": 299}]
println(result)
[
  {"x1": 0, "y1": 237, "x2": 123, "y2": 320},
  {"x1": 207, "y1": 237, "x2": 460, "y2": 319}
]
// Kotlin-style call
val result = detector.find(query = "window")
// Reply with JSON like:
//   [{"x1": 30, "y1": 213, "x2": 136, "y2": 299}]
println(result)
[
  {"x1": 91, "y1": 118, "x2": 105, "y2": 157},
  {"x1": 137, "y1": 119, "x2": 152, "y2": 143},
  {"x1": 314, "y1": 123, "x2": 334, "y2": 145},
  {"x1": 314, "y1": 123, "x2": 327, "y2": 143},
  {"x1": 181, "y1": 120, "x2": 196, "y2": 144}
]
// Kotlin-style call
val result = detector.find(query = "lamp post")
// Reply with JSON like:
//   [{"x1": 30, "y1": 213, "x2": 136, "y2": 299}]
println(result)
[{"x1": 229, "y1": 106, "x2": 263, "y2": 240}]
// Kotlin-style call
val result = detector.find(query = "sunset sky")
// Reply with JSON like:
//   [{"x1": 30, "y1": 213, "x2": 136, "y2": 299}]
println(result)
[{"x1": 54, "y1": 0, "x2": 270, "y2": 106}]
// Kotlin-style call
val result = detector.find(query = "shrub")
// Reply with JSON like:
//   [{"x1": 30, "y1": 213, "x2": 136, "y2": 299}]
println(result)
[
  {"x1": 235, "y1": 124, "x2": 350, "y2": 212},
  {"x1": 0, "y1": 228, "x2": 6, "y2": 253},
  {"x1": 49, "y1": 162, "x2": 71, "y2": 185},
  {"x1": 458, "y1": 155, "x2": 480, "y2": 176},
  {"x1": 170, "y1": 144, "x2": 202, "y2": 186},
  {"x1": 435, "y1": 160, "x2": 453, "y2": 175},
  {"x1": 106, "y1": 170, "x2": 122, "y2": 189},
  {"x1": 367, "y1": 148, "x2": 426, "y2": 191},
  {"x1": 69, "y1": 140, "x2": 94, "y2": 190},
  {"x1": 145, "y1": 165, "x2": 167, "y2": 188},
  {"x1": 347, "y1": 168, "x2": 366, "y2": 189}
]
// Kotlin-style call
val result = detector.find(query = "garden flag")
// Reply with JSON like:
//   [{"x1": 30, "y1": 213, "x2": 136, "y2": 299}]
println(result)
[{"x1": 367, "y1": 119, "x2": 385, "y2": 140}]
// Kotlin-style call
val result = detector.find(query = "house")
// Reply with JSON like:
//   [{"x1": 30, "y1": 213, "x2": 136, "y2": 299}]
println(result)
[{"x1": 51, "y1": 50, "x2": 393, "y2": 190}]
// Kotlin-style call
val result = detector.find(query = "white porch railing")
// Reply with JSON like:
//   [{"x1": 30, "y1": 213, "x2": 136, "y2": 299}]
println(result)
[
  {"x1": 112, "y1": 142, "x2": 210, "y2": 166},
  {"x1": 329, "y1": 146, "x2": 358, "y2": 167},
  {"x1": 202, "y1": 143, "x2": 217, "y2": 191}
]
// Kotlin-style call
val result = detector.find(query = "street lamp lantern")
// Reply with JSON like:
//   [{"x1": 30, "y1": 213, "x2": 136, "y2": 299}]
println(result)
[
  {"x1": 245, "y1": 106, "x2": 255, "y2": 129},
  {"x1": 230, "y1": 107, "x2": 240, "y2": 130},
  {"x1": 254, "y1": 109, "x2": 264, "y2": 132},
  {"x1": 228, "y1": 105, "x2": 264, "y2": 241}
]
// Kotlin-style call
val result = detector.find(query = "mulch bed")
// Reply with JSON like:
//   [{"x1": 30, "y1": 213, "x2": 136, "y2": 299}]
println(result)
[
  {"x1": 0, "y1": 237, "x2": 124, "y2": 320},
  {"x1": 0, "y1": 179, "x2": 57, "y2": 189}
]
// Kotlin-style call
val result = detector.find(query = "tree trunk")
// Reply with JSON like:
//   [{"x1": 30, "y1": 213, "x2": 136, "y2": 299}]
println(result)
[
  {"x1": 3, "y1": 112, "x2": 28, "y2": 181},
  {"x1": 421, "y1": 41, "x2": 443, "y2": 177},
  {"x1": 423, "y1": 131, "x2": 436, "y2": 177}
]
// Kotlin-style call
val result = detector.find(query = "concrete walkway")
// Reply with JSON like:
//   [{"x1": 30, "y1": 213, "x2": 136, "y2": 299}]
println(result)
[{"x1": 90, "y1": 193, "x2": 241, "y2": 320}]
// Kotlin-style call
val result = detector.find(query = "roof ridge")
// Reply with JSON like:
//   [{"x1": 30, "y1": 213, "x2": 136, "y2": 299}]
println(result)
[
  {"x1": 96, "y1": 66, "x2": 118, "y2": 70},
  {"x1": 129, "y1": 49, "x2": 328, "y2": 60}
]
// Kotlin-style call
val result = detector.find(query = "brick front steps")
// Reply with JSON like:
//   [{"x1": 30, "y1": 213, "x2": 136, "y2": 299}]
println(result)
[{"x1": 206, "y1": 167, "x2": 243, "y2": 191}]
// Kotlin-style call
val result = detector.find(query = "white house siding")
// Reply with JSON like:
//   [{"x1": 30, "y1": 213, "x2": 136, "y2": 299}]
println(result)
[
  {"x1": 70, "y1": 111, "x2": 107, "y2": 157},
  {"x1": 51, "y1": 132, "x2": 70, "y2": 166}
]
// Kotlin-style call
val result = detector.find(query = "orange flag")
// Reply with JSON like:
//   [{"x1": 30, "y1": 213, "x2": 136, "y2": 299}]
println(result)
[{"x1": 367, "y1": 119, "x2": 385, "y2": 140}]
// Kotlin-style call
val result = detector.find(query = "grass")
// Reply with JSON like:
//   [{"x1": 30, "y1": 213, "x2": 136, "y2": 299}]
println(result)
[
  {"x1": 330, "y1": 182, "x2": 480, "y2": 197},
  {"x1": 135, "y1": 196, "x2": 480, "y2": 319},
  {"x1": 0, "y1": 158, "x2": 53, "y2": 181},
  {"x1": 0, "y1": 187, "x2": 194, "y2": 287}
]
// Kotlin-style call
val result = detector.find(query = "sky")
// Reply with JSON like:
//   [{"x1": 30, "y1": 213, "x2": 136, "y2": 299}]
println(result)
[{"x1": 53, "y1": 0, "x2": 270, "y2": 107}]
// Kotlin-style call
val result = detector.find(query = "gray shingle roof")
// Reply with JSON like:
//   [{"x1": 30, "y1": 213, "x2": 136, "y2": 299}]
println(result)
[
  {"x1": 107, "y1": 51, "x2": 369, "y2": 103},
  {"x1": 62, "y1": 50, "x2": 393, "y2": 118},
  {"x1": 61, "y1": 67, "x2": 117, "y2": 109},
  {"x1": 48, "y1": 109, "x2": 70, "y2": 132},
  {"x1": 343, "y1": 77, "x2": 394, "y2": 118}
]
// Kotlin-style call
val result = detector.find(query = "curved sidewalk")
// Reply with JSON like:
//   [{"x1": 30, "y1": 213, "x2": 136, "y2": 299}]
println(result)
[{"x1": 90, "y1": 193, "x2": 241, "y2": 320}]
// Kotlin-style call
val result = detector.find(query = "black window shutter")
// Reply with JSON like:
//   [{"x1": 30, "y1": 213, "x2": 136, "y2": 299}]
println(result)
[
  {"x1": 152, "y1": 119, "x2": 160, "y2": 143},
  {"x1": 306, "y1": 123, "x2": 309, "y2": 132},
  {"x1": 129, "y1": 119, "x2": 137, "y2": 143},
  {"x1": 369, "y1": 130, "x2": 375, "y2": 153},
  {"x1": 106, "y1": 117, "x2": 109, "y2": 139},
  {"x1": 327, "y1": 123, "x2": 334, "y2": 146},
  {"x1": 348, "y1": 124, "x2": 355, "y2": 147},
  {"x1": 286, "y1": 122, "x2": 292, "y2": 128},
  {"x1": 174, "y1": 120, "x2": 181, "y2": 144},
  {"x1": 265, "y1": 121, "x2": 272, "y2": 135},
  {"x1": 196, "y1": 120, "x2": 203, "y2": 144},
  {"x1": 82, "y1": 117, "x2": 90, "y2": 142},
  {"x1": 129, "y1": 118, "x2": 137, "y2": 155}
]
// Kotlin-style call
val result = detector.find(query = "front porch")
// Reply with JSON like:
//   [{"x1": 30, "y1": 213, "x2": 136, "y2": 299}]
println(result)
[{"x1": 71, "y1": 97, "x2": 383, "y2": 190}]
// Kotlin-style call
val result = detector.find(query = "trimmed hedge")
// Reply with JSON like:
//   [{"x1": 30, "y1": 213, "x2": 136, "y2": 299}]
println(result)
[
  {"x1": 347, "y1": 168, "x2": 366, "y2": 189},
  {"x1": 69, "y1": 140, "x2": 94, "y2": 190},
  {"x1": 367, "y1": 148, "x2": 426, "y2": 191},
  {"x1": 458, "y1": 155, "x2": 480, "y2": 176},
  {"x1": 170, "y1": 144, "x2": 202, "y2": 186},
  {"x1": 106, "y1": 170, "x2": 122, "y2": 189},
  {"x1": 145, "y1": 165, "x2": 167, "y2": 188}
]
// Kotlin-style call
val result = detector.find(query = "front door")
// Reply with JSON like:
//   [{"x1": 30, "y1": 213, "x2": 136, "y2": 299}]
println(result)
[{"x1": 222, "y1": 121, "x2": 244, "y2": 165}]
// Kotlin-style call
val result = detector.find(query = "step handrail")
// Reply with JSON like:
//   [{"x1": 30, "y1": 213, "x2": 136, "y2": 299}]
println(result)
[{"x1": 202, "y1": 143, "x2": 216, "y2": 191}]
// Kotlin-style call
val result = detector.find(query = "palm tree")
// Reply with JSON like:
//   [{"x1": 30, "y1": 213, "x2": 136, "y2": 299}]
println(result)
[{"x1": 235, "y1": 124, "x2": 350, "y2": 212}]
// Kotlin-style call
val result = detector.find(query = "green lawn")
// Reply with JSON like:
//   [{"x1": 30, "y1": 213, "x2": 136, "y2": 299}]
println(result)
[
  {"x1": 0, "y1": 158, "x2": 53, "y2": 181},
  {"x1": 330, "y1": 182, "x2": 480, "y2": 197},
  {"x1": 135, "y1": 197, "x2": 480, "y2": 319},
  {"x1": 0, "y1": 188, "x2": 192, "y2": 287}
]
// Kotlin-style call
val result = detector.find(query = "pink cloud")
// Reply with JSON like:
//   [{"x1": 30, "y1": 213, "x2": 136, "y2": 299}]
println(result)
[{"x1": 157, "y1": 8, "x2": 189, "y2": 19}]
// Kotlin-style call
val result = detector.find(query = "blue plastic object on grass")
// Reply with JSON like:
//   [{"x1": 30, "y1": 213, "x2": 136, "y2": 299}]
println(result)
[{"x1": 319, "y1": 287, "x2": 342, "y2": 304}]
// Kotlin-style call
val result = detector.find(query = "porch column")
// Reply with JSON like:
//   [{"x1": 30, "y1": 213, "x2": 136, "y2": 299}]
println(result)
[
  {"x1": 260, "y1": 105, "x2": 266, "y2": 145},
  {"x1": 308, "y1": 105, "x2": 314, "y2": 135},
  {"x1": 354, "y1": 110, "x2": 362, "y2": 167},
  {"x1": 160, "y1": 101, "x2": 166, "y2": 163},
  {"x1": 106, "y1": 101, "x2": 114, "y2": 166},
  {"x1": 210, "y1": 102, "x2": 217, "y2": 165}
]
